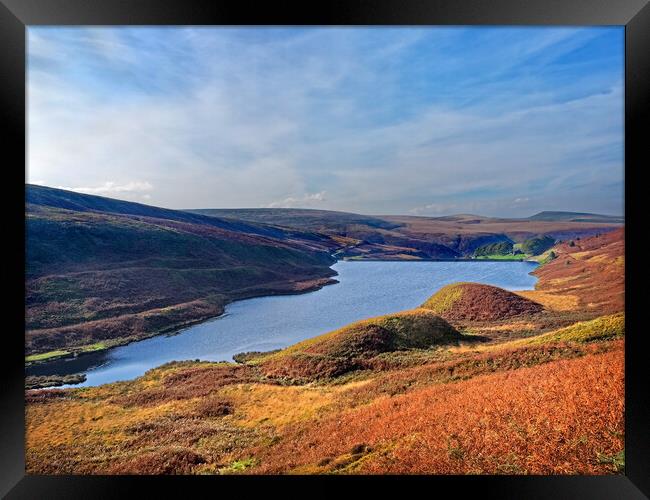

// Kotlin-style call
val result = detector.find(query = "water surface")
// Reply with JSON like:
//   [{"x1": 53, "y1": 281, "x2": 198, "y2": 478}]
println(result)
[{"x1": 29, "y1": 260, "x2": 538, "y2": 387}]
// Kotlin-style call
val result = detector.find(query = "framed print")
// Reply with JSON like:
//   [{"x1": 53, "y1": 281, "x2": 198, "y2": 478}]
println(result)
[{"x1": 1, "y1": 0, "x2": 648, "y2": 497}]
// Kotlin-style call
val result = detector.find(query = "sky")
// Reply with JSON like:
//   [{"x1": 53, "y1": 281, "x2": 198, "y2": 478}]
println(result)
[{"x1": 27, "y1": 27, "x2": 624, "y2": 217}]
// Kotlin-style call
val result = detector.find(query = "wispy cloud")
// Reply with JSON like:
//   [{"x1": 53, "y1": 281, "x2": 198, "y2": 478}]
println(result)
[
  {"x1": 409, "y1": 203, "x2": 460, "y2": 216},
  {"x1": 27, "y1": 27, "x2": 624, "y2": 216},
  {"x1": 267, "y1": 191, "x2": 327, "y2": 208},
  {"x1": 56, "y1": 181, "x2": 153, "y2": 200}
]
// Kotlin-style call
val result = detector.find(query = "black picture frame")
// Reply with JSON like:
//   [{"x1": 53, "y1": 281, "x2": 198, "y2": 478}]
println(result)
[{"x1": 1, "y1": 0, "x2": 647, "y2": 497}]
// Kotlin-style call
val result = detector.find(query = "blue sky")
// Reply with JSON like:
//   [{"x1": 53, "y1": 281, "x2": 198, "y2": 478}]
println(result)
[{"x1": 27, "y1": 27, "x2": 624, "y2": 216}]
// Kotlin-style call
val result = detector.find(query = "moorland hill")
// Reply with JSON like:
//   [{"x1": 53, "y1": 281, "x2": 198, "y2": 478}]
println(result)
[
  {"x1": 193, "y1": 207, "x2": 622, "y2": 260},
  {"x1": 422, "y1": 282, "x2": 544, "y2": 322},
  {"x1": 26, "y1": 185, "x2": 340, "y2": 356}
]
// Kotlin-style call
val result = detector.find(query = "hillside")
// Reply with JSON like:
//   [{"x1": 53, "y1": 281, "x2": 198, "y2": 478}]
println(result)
[
  {"x1": 28, "y1": 185, "x2": 337, "y2": 248},
  {"x1": 381, "y1": 214, "x2": 621, "y2": 253},
  {"x1": 422, "y1": 283, "x2": 544, "y2": 322},
  {"x1": 254, "y1": 309, "x2": 462, "y2": 380},
  {"x1": 520, "y1": 228, "x2": 625, "y2": 314},
  {"x1": 189, "y1": 208, "x2": 622, "y2": 261},
  {"x1": 26, "y1": 186, "x2": 340, "y2": 357},
  {"x1": 25, "y1": 188, "x2": 623, "y2": 361},
  {"x1": 25, "y1": 229, "x2": 625, "y2": 475},
  {"x1": 188, "y1": 208, "x2": 458, "y2": 260},
  {"x1": 187, "y1": 208, "x2": 402, "y2": 233},
  {"x1": 528, "y1": 211, "x2": 624, "y2": 223}
]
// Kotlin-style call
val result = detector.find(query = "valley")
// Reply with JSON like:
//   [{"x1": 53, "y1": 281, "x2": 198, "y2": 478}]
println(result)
[
  {"x1": 26, "y1": 260, "x2": 539, "y2": 388},
  {"x1": 26, "y1": 185, "x2": 622, "y2": 368},
  {"x1": 25, "y1": 227, "x2": 625, "y2": 475}
]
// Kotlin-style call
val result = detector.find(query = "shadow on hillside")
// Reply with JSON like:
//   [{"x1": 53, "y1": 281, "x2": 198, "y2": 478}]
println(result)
[{"x1": 459, "y1": 334, "x2": 491, "y2": 345}]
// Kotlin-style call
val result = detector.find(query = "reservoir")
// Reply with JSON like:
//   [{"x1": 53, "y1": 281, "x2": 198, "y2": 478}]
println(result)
[{"x1": 29, "y1": 260, "x2": 539, "y2": 387}]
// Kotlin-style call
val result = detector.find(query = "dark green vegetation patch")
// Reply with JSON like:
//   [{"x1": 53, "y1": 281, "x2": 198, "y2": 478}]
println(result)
[{"x1": 520, "y1": 235, "x2": 556, "y2": 256}]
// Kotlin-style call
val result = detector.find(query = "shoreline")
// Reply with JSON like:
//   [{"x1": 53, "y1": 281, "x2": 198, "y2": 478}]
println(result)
[
  {"x1": 25, "y1": 274, "x2": 340, "y2": 377},
  {"x1": 26, "y1": 258, "x2": 540, "y2": 390}
]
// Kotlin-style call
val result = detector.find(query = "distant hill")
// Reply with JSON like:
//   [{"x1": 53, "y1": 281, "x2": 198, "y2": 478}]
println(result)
[
  {"x1": 186, "y1": 207, "x2": 403, "y2": 232},
  {"x1": 427, "y1": 214, "x2": 503, "y2": 223},
  {"x1": 527, "y1": 211, "x2": 624, "y2": 223},
  {"x1": 189, "y1": 208, "x2": 461, "y2": 260},
  {"x1": 189, "y1": 207, "x2": 623, "y2": 260},
  {"x1": 26, "y1": 185, "x2": 340, "y2": 355},
  {"x1": 27, "y1": 185, "x2": 333, "y2": 242}
]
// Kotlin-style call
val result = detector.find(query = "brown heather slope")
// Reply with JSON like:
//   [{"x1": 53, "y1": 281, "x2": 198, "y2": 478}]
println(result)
[
  {"x1": 25, "y1": 229, "x2": 625, "y2": 475},
  {"x1": 25, "y1": 338, "x2": 624, "y2": 475},
  {"x1": 350, "y1": 214, "x2": 621, "y2": 259},
  {"x1": 519, "y1": 228, "x2": 624, "y2": 315},
  {"x1": 422, "y1": 282, "x2": 544, "y2": 322},
  {"x1": 251, "y1": 343, "x2": 624, "y2": 474}
]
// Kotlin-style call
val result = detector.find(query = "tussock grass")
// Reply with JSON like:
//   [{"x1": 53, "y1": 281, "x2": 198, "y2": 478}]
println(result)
[
  {"x1": 255, "y1": 309, "x2": 461, "y2": 380},
  {"x1": 503, "y1": 313, "x2": 625, "y2": 348}
]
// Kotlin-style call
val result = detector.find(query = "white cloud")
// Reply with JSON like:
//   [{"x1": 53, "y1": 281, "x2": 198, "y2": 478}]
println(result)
[
  {"x1": 56, "y1": 181, "x2": 153, "y2": 198},
  {"x1": 267, "y1": 191, "x2": 327, "y2": 209}
]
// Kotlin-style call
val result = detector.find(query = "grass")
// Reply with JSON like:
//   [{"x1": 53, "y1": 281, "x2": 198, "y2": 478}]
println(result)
[
  {"x1": 527, "y1": 249, "x2": 556, "y2": 265},
  {"x1": 262, "y1": 309, "x2": 459, "y2": 360},
  {"x1": 597, "y1": 450, "x2": 625, "y2": 473},
  {"x1": 521, "y1": 235, "x2": 555, "y2": 256},
  {"x1": 80, "y1": 342, "x2": 108, "y2": 352},
  {"x1": 473, "y1": 241, "x2": 513, "y2": 258},
  {"x1": 253, "y1": 309, "x2": 461, "y2": 380},
  {"x1": 25, "y1": 350, "x2": 70, "y2": 363},
  {"x1": 421, "y1": 283, "x2": 465, "y2": 315},
  {"x1": 516, "y1": 313, "x2": 624, "y2": 345},
  {"x1": 26, "y1": 341, "x2": 128, "y2": 365},
  {"x1": 220, "y1": 458, "x2": 258, "y2": 474}
]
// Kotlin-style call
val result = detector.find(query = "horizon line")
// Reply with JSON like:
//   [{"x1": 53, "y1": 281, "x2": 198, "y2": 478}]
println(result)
[{"x1": 26, "y1": 183, "x2": 625, "y2": 220}]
